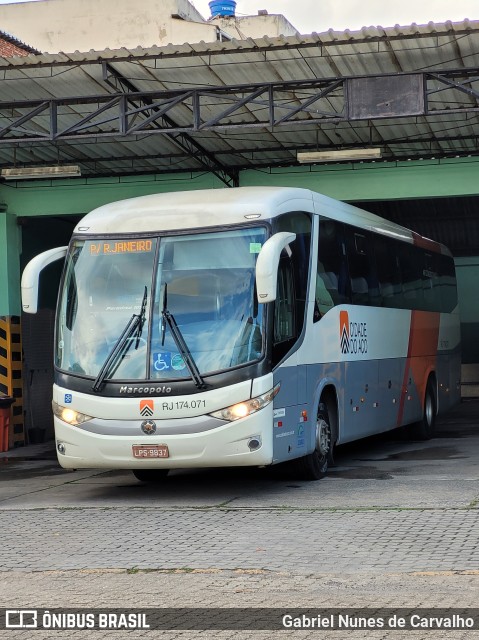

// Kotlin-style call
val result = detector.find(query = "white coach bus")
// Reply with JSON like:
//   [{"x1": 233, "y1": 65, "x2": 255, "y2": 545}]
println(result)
[{"x1": 21, "y1": 187, "x2": 461, "y2": 481}]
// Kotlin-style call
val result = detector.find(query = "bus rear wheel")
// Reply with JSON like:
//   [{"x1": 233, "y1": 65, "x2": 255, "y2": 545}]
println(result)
[
  {"x1": 132, "y1": 469, "x2": 169, "y2": 483},
  {"x1": 411, "y1": 379, "x2": 436, "y2": 440},
  {"x1": 291, "y1": 401, "x2": 332, "y2": 481}
]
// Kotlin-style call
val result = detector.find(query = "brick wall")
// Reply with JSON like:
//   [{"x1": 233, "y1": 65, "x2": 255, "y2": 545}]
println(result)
[
  {"x1": 0, "y1": 33, "x2": 38, "y2": 57},
  {"x1": 0, "y1": 39, "x2": 26, "y2": 56}
]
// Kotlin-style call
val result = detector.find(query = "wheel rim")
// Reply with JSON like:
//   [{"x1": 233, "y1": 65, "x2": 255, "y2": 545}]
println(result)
[
  {"x1": 425, "y1": 392, "x2": 433, "y2": 426},
  {"x1": 316, "y1": 418, "x2": 331, "y2": 457}
]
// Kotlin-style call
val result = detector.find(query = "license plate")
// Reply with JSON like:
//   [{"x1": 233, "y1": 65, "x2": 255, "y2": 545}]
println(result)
[{"x1": 132, "y1": 444, "x2": 169, "y2": 459}]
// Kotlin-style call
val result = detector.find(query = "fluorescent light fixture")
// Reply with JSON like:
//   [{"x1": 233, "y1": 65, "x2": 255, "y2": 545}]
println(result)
[
  {"x1": 0, "y1": 165, "x2": 81, "y2": 180},
  {"x1": 297, "y1": 148, "x2": 382, "y2": 163}
]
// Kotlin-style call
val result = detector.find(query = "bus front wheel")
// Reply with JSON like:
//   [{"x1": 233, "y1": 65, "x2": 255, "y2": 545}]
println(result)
[
  {"x1": 291, "y1": 401, "x2": 332, "y2": 481},
  {"x1": 132, "y1": 469, "x2": 169, "y2": 483}
]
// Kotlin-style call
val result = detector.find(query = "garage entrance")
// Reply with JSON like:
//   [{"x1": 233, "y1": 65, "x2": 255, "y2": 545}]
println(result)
[
  {"x1": 355, "y1": 195, "x2": 479, "y2": 366},
  {"x1": 20, "y1": 215, "x2": 81, "y2": 443}
]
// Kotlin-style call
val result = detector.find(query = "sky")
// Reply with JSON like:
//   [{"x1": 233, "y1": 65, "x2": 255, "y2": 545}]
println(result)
[
  {"x1": 0, "y1": 0, "x2": 477, "y2": 34},
  {"x1": 189, "y1": 0, "x2": 478, "y2": 33}
]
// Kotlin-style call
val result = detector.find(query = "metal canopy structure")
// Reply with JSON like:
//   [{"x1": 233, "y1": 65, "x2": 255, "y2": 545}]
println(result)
[{"x1": 1, "y1": 20, "x2": 479, "y2": 182}]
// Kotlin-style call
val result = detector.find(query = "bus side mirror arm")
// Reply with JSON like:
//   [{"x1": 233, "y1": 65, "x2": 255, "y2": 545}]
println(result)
[
  {"x1": 255, "y1": 232, "x2": 296, "y2": 303},
  {"x1": 21, "y1": 246, "x2": 68, "y2": 314}
]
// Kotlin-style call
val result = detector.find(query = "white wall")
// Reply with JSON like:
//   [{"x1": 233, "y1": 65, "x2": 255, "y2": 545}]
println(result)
[
  {"x1": 211, "y1": 14, "x2": 299, "y2": 39},
  {"x1": 0, "y1": 0, "x2": 218, "y2": 53}
]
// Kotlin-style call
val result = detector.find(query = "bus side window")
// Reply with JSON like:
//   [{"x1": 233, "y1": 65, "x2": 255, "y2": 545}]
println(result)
[
  {"x1": 314, "y1": 270, "x2": 337, "y2": 320},
  {"x1": 437, "y1": 254, "x2": 458, "y2": 312},
  {"x1": 375, "y1": 237, "x2": 403, "y2": 308},
  {"x1": 400, "y1": 244, "x2": 424, "y2": 310},
  {"x1": 274, "y1": 257, "x2": 295, "y2": 343},
  {"x1": 345, "y1": 227, "x2": 377, "y2": 306},
  {"x1": 422, "y1": 252, "x2": 438, "y2": 311},
  {"x1": 315, "y1": 219, "x2": 350, "y2": 321},
  {"x1": 272, "y1": 256, "x2": 297, "y2": 367},
  {"x1": 274, "y1": 211, "x2": 312, "y2": 335}
]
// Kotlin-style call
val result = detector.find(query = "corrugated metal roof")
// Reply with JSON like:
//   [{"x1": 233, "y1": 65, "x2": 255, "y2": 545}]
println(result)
[
  {"x1": 2, "y1": 20, "x2": 479, "y2": 68},
  {"x1": 0, "y1": 20, "x2": 479, "y2": 179}
]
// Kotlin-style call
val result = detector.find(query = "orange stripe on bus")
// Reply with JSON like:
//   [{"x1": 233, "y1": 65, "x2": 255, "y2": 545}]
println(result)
[
  {"x1": 396, "y1": 310, "x2": 440, "y2": 426},
  {"x1": 410, "y1": 231, "x2": 441, "y2": 252}
]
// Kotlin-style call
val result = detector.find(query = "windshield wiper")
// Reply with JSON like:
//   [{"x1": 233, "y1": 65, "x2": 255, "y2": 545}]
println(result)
[
  {"x1": 135, "y1": 285, "x2": 148, "y2": 348},
  {"x1": 161, "y1": 284, "x2": 206, "y2": 390},
  {"x1": 92, "y1": 287, "x2": 147, "y2": 392}
]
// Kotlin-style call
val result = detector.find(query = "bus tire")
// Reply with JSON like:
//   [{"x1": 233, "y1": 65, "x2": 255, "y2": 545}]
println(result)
[
  {"x1": 132, "y1": 469, "x2": 169, "y2": 483},
  {"x1": 291, "y1": 401, "x2": 333, "y2": 481},
  {"x1": 411, "y1": 379, "x2": 436, "y2": 440}
]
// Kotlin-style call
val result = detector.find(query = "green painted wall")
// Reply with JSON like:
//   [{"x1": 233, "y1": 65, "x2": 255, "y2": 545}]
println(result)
[
  {"x1": 1, "y1": 157, "x2": 479, "y2": 220},
  {"x1": 0, "y1": 171, "x2": 222, "y2": 218},
  {"x1": 240, "y1": 157, "x2": 479, "y2": 201},
  {"x1": 2, "y1": 156, "x2": 479, "y2": 316},
  {"x1": 0, "y1": 213, "x2": 21, "y2": 316},
  {"x1": 0, "y1": 172, "x2": 222, "y2": 315}
]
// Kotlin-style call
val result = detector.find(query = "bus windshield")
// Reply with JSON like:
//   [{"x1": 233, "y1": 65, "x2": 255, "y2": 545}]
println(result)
[
  {"x1": 151, "y1": 228, "x2": 266, "y2": 380},
  {"x1": 55, "y1": 227, "x2": 267, "y2": 382}
]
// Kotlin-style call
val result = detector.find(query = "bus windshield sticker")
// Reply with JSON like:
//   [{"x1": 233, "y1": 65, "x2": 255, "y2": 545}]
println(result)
[
  {"x1": 171, "y1": 354, "x2": 187, "y2": 371},
  {"x1": 249, "y1": 242, "x2": 262, "y2": 253},
  {"x1": 89, "y1": 240, "x2": 154, "y2": 255},
  {"x1": 153, "y1": 353, "x2": 171, "y2": 371}
]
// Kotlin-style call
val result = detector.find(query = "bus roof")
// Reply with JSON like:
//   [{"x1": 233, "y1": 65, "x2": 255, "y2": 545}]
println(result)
[{"x1": 74, "y1": 187, "x2": 448, "y2": 255}]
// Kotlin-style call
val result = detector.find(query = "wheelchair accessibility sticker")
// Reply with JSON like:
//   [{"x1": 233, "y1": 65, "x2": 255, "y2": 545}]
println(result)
[{"x1": 153, "y1": 353, "x2": 186, "y2": 372}]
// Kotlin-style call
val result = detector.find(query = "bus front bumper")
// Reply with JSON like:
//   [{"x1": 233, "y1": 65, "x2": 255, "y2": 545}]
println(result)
[{"x1": 53, "y1": 407, "x2": 273, "y2": 470}]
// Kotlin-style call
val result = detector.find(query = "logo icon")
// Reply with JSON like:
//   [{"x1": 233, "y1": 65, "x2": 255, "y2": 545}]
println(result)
[
  {"x1": 141, "y1": 420, "x2": 157, "y2": 435},
  {"x1": 64, "y1": 394, "x2": 72, "y2": 404},
  {"x1": 339, "y1": 312, "x2": 368, "y2": 356},
  {"x1": 140, "y1": 399, "x2": 154, "y2": 417},
  {"x1": 340, "y1": 310, "x2": 350, "y2": 354},
  {"x1": 6, "y1": 611, "x2": 38, "y2": 629}
]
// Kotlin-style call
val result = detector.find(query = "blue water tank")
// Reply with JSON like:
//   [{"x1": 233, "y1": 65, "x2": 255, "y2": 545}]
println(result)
[{"x1": 209, "y1": 0, "x2": 236, "y2": 17}]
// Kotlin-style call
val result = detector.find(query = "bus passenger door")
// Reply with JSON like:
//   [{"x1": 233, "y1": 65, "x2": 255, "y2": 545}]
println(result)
[
  {"x1": 259, "y1": 213, "x2": 313, "y2": 463},
  {"x1": 271, "y1": 254, "x2": 310, "y2": 460}
]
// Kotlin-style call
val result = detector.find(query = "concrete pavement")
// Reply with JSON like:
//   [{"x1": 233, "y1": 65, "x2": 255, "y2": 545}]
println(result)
[{"x1": 0, "y1": 400, "x2": 478, "y2": 638}]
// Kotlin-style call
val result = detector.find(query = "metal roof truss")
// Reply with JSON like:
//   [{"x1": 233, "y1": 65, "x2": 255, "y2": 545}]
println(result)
[{"x1": 1, "y1": 67, "x2": 479, "y2": 174}]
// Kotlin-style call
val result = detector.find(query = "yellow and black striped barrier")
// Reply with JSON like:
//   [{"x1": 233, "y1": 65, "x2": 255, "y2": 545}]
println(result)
[{"x1": 0, "y1": 316, "x2": 24, "y2": 448}]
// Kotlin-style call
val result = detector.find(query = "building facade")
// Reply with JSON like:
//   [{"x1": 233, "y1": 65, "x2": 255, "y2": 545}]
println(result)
[{"x1": 0, "y1": 0, "x2": 298, "y2": 53}]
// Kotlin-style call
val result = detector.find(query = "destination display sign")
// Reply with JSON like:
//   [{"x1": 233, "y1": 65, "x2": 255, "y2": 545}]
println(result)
[{"x1": 89, "y1": 240, "x2": 153, "y2": 255}]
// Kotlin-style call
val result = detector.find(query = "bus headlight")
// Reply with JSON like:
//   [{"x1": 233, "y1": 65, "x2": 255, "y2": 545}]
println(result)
[
  {"x1": 209, "y1": 384, "x2": 280, "y2": 422},
  {"x1": 52, "y1": 401, "x2": 93, "y2": 426}
]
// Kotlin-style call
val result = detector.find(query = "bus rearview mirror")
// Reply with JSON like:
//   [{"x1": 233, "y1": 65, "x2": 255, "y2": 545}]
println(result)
[
  {"x1": 255, "y1": 232, "x2": 296, "y2": 303},
  {"x1": 21, "y1": 246, "x2": 68, "y2": 313}
]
